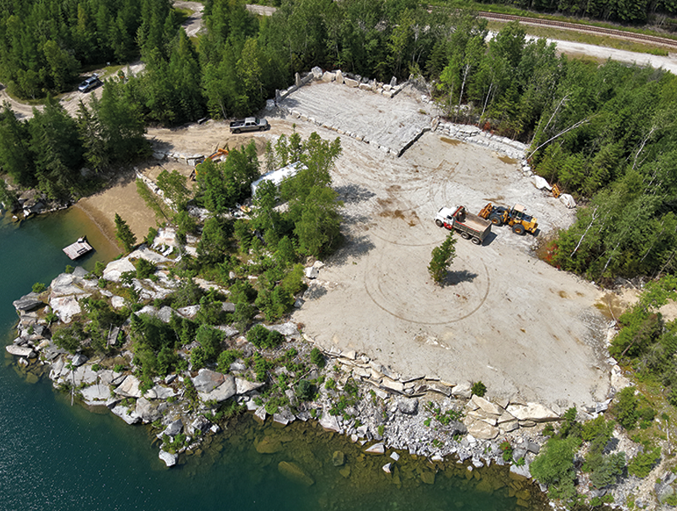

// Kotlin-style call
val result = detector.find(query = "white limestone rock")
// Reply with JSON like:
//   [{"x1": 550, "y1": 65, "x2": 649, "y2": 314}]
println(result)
[
  {"x1": 114, "y1": 375, "x2": 143, "y2": 398},
  {"x1": 506, "y1": 403, "x2": 559, "y2": 422},
  {"x1": 159, "y1": 450, "x2": 178, "y2": 467}
]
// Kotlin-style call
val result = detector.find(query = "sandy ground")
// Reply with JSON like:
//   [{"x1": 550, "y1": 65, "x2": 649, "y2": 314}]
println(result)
[{"x1": 75, "y1": 173, "x2": 157, "y2": 250}]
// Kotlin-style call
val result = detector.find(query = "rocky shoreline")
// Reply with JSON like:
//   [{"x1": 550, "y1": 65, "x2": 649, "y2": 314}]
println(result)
[{"x1": 5, "y1": 233, "x2": 656, "y2": 509}]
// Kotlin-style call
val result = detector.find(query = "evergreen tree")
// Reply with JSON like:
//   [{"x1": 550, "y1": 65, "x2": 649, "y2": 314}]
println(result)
[
  {"x1": 114, "y1": 213, "x2": 137, "y2": 253},
  {"x1": 428, "y1": 232, "x2": 457, "y2": 285}
]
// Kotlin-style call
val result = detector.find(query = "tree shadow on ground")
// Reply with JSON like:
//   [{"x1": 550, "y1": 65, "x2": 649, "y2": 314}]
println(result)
[
  {"x1": 443, "y1": 269, "x2": 478, "y2": 287},
  {"x1": 303, "y1": 282, "x2": 327, "y2": 300},
  {"x1": 329, "y1": 232, "x2": 375, "y2": 266},
  {"x1": 335, "y1": 183, "x2": 376, "y2": 205}
]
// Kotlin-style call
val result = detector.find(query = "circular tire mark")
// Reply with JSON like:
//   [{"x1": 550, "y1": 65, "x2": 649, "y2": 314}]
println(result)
[{"x1": 363, "y1": 254, "x2": 491, "y2": 325}]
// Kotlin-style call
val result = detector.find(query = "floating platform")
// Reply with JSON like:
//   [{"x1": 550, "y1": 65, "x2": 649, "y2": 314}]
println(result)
[{"x1": 63, "y1": 236, "x2": 93, "y2": 260}]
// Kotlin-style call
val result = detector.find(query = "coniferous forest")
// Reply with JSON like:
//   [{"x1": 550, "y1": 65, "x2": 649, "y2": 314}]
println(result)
[{"x1": 0, "y1": 0, "x2": 676, "y2": 283}]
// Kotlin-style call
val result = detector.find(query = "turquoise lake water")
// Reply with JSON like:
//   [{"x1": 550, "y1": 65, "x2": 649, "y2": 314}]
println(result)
[{"x1": 0, "y1": 210, "x2": 545, "y2": 511}]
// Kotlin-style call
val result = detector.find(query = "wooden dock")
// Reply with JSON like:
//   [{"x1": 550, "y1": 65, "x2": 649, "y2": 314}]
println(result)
[{"x1": 63, "y1": 237, "x2": 93, "y2": 260}]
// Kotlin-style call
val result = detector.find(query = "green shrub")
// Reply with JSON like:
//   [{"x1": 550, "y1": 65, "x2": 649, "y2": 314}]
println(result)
[
  {"x1": 191, "y1": 346, "x2": 207, "y2": 370},
  {"x1": 310, "y1": 347, "x2": 325, "y2": 368},
  {"x1": 52, "y1": 324, "x2": 85, "y2": 354},
  {"x1": 582, "y1": 415, "x2": 614, "y2": 444},
  {"x1": 229, "y1": 280, "x2": 257, "y2": 304},
  {"x1": 135, "y1": 258, "x2": 157, "y2": 279},
  {"x1": 32, "y1": 282, "x2": 46, "y2": 293},
  {"x1": 195, "y1": 324, "x2": 224, "y2": 360},
  {"x1": 500, "y1": 441, "x2": 514, "y2": 462},
  {"x1": 628, "y1": 447, "x2": 661, "y2": 477},
  {"x1": 530, "y1": 436, "x2": 581, "y2": 501},
  {"x1": 296, "y1": 379, "x2": 315, "y2": 401},
  {"x1": 615, "y1": 387, "x2": 640, "y2": 430},
  {"x1": 145, "y1": 227, "x2": 158, "y2": 245},
  {"x1": 247, "y1": 325, "x2": 285, "y2": 349},
  {"x1": 589, "y1": 452, "x2": 626, "y2": 489},
  {"x1": 247, "y1": 324, "x2": 269, "y2": 347},
  {"x1": 253, "y1": 353, "x2": 270, "y2": 382},
  {"x1": 217, "y1": 350, "x2": 240, "y2": 373},
  {"x1": 94, "y1": 261, "x2": 106, "y2": 277},
  {"x1": 471, "y1": 381, "x2": 486, "y2": 397}
]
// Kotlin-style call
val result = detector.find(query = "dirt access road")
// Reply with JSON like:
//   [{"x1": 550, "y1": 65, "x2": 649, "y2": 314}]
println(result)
[{"x1": 144, "y1": 81, "x2": 613, "y2": 409}]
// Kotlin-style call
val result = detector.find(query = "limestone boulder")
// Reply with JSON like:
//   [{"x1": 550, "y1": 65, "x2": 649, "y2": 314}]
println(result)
[
  {"x1": 161, "y1": 419, "x2": 183, "y2": 438},
  {"x1": 111, "y1": 296, "x2": 126, "y2": 309},
  {"x1": 127, "y1": 246, "x2": 170, "y2": 264},
  {"x1": 157, "y1": 306, "x2": 177, "y2": 323},
  {"x1": 159, "y1": 450, "x2": 178, "y2": 467},
  {"x1": 81, "y1": 384, "x2": 112, "y2": 406},
  {"x1": 71, "y1": 353, "x2": 88, "y2": 367},
  {"x1": 506, "y1": 403, "x2": 559, "y2": 422},
  {"x1": 135, "y1": 397, "x2": 162, "y2": 423},
  {"x1": 235, "y1": 378, "x2": 264, "y2": 395},
  {"x1": 365, "y1": 442, "x2": 385, "y2": 455},
  {"x1": 13, "y1": 292, "x2": 45, "y2": 312},
  {"x1": 397, "y1": 397, "x2": 418, "y2": 415},
  {"x1": 111, "y1": 405, "x2": 141, "y2": 425},
  {"x1": 311, "y1": 66, "x2": 323, "y2": 79},
  {"x1": 6, "y1": 345, "x2": 35, "y2": 358},
  {"x1": 51, "y1": 295, "x2": 84, "y2": 323},
  {"x1": 148, "y1": 385, "x2": 175, "y2": 400},
  {"x1": 190, "y1": 416, "x2": 212, "y2": 435},
  {"x1": 451, "y1": 381, "x2": 473, "y2": 398},
  {"x1": 197, "y1": 374, "x2": 236, "y2": 403},
  {"x1": 114, "y1": 375, "x2": 143, "y2": 398},
  {"x1": 319, "y1": 411, "x2": 340, "y2": 432},
  {"x1": 102, "y1": 258, "x2": 135, "y2": 282},
  {"x1": 192, "y1": 369, "x2": 226, "y2": 393},
  {"x1": 471, "y1": 395, "x2": 504, "y2": 417},
  {"x1": 466, "y1": 420, "x2": 499, "y2": 440},
  {"x1": 266, "y1": 322, "x2": 299, "y2": 337}
]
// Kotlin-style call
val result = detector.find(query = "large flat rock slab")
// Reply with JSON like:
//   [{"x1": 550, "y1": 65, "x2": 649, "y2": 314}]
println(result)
[{"x1": 280, "y1": 82, "x2": 433, "y2": 156}]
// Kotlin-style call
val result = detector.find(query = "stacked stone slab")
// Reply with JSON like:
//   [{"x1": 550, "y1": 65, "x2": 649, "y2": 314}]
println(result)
[{"x1": 279, "y1": 80, "x2": 431, "y2": 157}]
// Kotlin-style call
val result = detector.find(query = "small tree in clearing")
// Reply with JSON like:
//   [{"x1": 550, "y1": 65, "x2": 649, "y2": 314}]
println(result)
[
  {"x1": 114, "y1": 213, "x2": 137, "y2": 253},
  {"x1": 428, "y1": 232, "x2": 457, "y2": 285}
]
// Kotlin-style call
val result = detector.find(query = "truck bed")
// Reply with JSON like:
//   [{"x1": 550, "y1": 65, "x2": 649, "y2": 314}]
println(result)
[{"x1": 457, "y1": 212, "x2": 491, "y2": 233}]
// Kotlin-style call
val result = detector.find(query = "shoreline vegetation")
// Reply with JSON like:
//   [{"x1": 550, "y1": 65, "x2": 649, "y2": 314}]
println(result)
[{"x1": 2, "y1": 0, "x2": 677, "y2": 509}]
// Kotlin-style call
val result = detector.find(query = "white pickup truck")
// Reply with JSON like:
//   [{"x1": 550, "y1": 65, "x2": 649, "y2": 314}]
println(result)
[{"x1": 229, "y1": 117, "x2": 269, "y2": 133}]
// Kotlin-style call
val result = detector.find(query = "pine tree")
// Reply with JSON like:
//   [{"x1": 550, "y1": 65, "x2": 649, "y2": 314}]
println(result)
[
  {"x1": 114, "y1": 213, "x2": 137, "y2": 253},
  {"x1": 428, "y1": 232, "x2": 457, "y2": 285}
]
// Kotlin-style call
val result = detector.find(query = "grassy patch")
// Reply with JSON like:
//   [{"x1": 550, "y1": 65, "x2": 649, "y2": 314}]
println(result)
[{"x1": 486, "y1": 20, "x2": 670, "y2": 56}]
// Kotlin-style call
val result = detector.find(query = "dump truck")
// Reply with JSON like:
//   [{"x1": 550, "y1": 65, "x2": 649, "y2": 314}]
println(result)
[
  {"x1": 478, "y1": 203, "x2": 538, "y2": 235},
  {"x1": 229, "y1": 117, "x2": 269, "y2": 133},
  {"x1": 434, "y1": 206, "x2": 492, "y2": 245}
]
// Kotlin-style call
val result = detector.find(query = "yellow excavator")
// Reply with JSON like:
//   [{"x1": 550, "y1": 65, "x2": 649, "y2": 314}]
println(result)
[{"x1": 478, "y1": 203, "x2": 538, "y2": 235}]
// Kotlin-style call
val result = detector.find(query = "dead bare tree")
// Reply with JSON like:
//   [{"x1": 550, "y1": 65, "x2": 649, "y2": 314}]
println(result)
[{"x1": 571, "y1": 206, "x2": 599, "y2": 257}]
